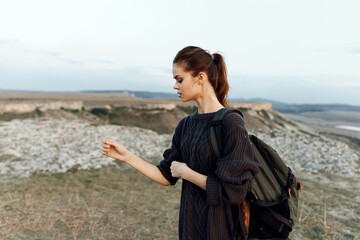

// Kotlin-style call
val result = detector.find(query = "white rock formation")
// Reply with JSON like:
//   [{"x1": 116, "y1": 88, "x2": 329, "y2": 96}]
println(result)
[
  {"x1": 0, "y1": 101, "x2": 83, "y2": 114},
  {"x1": 0, "y1": 117, "x2": 359, "y2": 180},
  {"x1": 0, "y1": 119, "x2": 171, "y2": 180},
  {"x1": 252, "y1": 130, "x2": 360, "y2": 177}
]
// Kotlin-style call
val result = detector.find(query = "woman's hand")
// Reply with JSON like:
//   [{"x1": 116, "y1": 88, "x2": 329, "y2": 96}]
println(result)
[
  {"x1": 170, "y1": 161, "x2": 189, "y2": 178},
  {"x1": 102, "y1": 138, "x2": 131, "y2": 162},
  {"x1": 172, "y1": 161, "x2": 207, "y2": 190}
]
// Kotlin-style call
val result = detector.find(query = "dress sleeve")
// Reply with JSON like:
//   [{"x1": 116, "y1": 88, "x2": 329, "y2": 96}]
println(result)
[
  {"x1": 157, "y1": 118, "x2": 185, "y2": 185},
  {"x1": 206, "y1": 112, "x2": 260, "y2": 206}
]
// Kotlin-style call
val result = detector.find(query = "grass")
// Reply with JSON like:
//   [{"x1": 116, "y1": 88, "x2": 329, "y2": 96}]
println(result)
[
  {"x1": 1, "y1": 168, "x2": 359, "y2": 239},
  {"x1": 0, "y1": 166, "x2": 181, "y2": 240},
  {"x1": 290, "y1": 172, "x2": 360, "y2": 240}
]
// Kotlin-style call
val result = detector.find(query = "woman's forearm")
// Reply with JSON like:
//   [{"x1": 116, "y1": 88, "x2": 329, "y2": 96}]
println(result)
[
  {"x1": 182, "y1": 167, "x2": 207, "y2": 190},
  {"x1": 127, "y1": 152, "x2": 170, "y2": 186}
]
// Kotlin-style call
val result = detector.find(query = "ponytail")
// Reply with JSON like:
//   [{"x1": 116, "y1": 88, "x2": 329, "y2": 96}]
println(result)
[
  {"x1": 173, "y1": 46, "x2": 230, "y2": 108},
  {"x1": 212, "y1": 53, "x2": 229, "y2": 108}
]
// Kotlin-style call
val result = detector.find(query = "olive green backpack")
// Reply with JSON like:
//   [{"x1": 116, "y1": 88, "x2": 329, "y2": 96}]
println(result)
[{"x1": 210, "y1": 108, "x2": 302, "y2": 239}]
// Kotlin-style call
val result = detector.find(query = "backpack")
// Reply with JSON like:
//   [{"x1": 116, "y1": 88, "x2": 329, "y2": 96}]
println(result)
[{"x1": 209, "y1": 108, "x2": 303, "y2": 239}]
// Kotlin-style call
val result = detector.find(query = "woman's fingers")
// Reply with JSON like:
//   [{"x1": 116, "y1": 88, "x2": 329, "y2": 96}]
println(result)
[
  {"x1": 101, "y1": 139, "x2": 111, "y2": 155},
  {"x1": 103, "y1": 139, "x2": 121, "y2": 149},
  {"x1": 101, "y1": 138, "x2": 130, "y2": 162},
  {"x1": 102, "y1": 142, "x2": 110, "y2": 153},
  {"x1": 103, "y1": 138, "x2": 116, "y2": 145}
]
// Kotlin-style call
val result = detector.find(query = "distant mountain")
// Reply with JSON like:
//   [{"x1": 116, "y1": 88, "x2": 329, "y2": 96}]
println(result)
[
  {"x1": 231, "y1": 98, "x2": 287, "y2": 105},
  {"x1": 82, "y1": 90, "x2": 178, "y2": 99},
  {"x1": 272, "y1": 103, "x2": 360, "y2": 114},
  {"x1": 231, "y1": 97, "x2": 360, "y2": 113}
]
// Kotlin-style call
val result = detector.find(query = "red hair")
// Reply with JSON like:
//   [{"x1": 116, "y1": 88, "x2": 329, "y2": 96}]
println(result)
[{"x1": 173, "y1": 46, "x2": 230, "y2": 108}]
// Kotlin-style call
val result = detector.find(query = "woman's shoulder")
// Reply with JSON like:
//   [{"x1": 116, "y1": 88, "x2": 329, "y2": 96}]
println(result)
[
  {"x1": 174, "y1": 115, "x2": 191, "y2": 132},
  {"x1": 222, "y1": 110, "x2": 245, "y2": 129}
]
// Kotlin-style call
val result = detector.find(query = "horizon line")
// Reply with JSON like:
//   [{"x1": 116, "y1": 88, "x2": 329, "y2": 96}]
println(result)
[{"x1": 0, "y1": 88, "x2": 359, "y2": 107}]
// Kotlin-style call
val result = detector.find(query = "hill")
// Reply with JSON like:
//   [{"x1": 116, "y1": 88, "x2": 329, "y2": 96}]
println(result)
[{"x1": 0, "y1": 92, "x2": 359, "y2": 239}]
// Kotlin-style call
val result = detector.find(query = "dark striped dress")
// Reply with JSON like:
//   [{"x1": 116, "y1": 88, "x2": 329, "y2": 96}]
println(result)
[{"x1": 157, "y1": 110, "x2": 260, "y2": 240}]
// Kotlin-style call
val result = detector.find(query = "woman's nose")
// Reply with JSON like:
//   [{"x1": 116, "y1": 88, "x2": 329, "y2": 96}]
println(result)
[{"x1": 173, "y1": 82, "x2": 179, "y2": 90}]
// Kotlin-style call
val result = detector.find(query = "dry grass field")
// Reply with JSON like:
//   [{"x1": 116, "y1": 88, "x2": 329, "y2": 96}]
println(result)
[
  {"x1": 0, "y1": 166, "x2": 181, "y2": 240},
  {"x1": 1, "y1": 167, "x2": 359, "y2": 240}
]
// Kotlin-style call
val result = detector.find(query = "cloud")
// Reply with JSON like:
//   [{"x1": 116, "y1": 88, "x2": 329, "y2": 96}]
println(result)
[
  {"x1": 312, "y1": 47, "x2": 360, "y2": 54},
  {"x1": 346, "y1": 48, "x2": 360, "y2": 54},
  {"x1": 61, "y1": 59, "x2": 82, "y2": 65},
  {"x1": 122, "y1": 66, "x2": 171, "y2": 77},
  {"x1": 89, "y1": 59, "x2": 115, "y2": 64},
  {"x1": 228, "y1": 74, "x2": 360, "y2": 105},
  {"x1": 23, "y1": 49, "x2": 62, "y2": 57},
  {"x1": 25, "y1": 50, "x2": 84, "y2": 65},
  {"x1": 142, "y1": 67, "x2": 170, "y2": 77},
  {"x1": 0, "y1": 38, "x2": 18, "y2": 44},
  {"x1": 44, "y1": 51, "x2": 61, "y2": 57}
]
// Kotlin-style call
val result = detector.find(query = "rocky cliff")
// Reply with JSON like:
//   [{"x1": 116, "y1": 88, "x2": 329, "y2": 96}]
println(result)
[{"x1": 1, "y1": 100, "x2": 277, "y2": 133}]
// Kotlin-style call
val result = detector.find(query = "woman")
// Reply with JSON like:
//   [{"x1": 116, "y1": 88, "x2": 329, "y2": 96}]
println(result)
[{"x1": 102, "y1": 46, "x2": 260, "y2": 239}]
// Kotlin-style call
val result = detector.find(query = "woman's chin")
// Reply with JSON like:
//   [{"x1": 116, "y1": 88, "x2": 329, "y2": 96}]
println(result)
[{"x1": 179, "y1": 96, "x2": 194, "y2": 103}]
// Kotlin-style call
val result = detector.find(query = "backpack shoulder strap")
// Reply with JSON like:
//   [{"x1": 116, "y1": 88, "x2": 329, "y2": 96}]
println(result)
[
  {"x1": 210, "y1": 108, "x2": 248, "y2": 239},
  {"x1": 210, "y1": 108, "x2": 243, "y2": 159}
]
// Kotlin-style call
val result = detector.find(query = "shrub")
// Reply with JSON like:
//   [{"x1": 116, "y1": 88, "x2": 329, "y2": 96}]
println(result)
[{"x1": 91, "y1": 108, "x2": 109, "y2": 116}]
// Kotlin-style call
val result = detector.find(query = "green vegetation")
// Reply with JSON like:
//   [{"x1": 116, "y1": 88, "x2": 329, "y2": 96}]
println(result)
[
  {"x1": 91, "y1": 108, "x2": 109, "y2": 116},
  {"x1": 255, "y1": 116, "x2": 273, "y2": 130},
  {"x1": 260, "y1": 109, "x2": 271, "y2": 120},
  {"x1": 60, "y1": 107, "x2": 79, "y2": 113},
  {"x1": 276, "y1": 114, "x2": 298, "y2": 127},
  {"x1": 109, "y1": 109, "x2": 120, "y2": 118},
  {"x1": 298, "y1": 129, "x2": 321, "y2": 138},
  {"x1": 273, "y1": 119, "x2": 285, "y2": 128},
  {"x1": 35, "y1": 108, "x2": 43, "y2": 116}
]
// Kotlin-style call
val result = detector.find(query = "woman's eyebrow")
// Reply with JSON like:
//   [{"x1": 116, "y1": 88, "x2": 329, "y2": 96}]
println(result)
[{"x1": 174, "y1": 75, "x2": 179, "y2": 80}]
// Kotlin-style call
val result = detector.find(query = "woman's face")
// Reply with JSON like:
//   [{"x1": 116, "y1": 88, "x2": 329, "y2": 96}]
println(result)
[{"x1": 172, "y1": 64, "x2": 200, "y2": 102}]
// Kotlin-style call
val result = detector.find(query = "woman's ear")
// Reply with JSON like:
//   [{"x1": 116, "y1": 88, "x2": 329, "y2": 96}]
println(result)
[{"x1": 197, "y1": 72, "x2": 205, "y2": 85}]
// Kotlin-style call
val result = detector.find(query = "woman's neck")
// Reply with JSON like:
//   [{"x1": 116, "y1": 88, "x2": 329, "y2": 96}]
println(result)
[
  {"x1": 191, "y1": 77, "x2": 225, "y2": 114},
  {"x1": 195, "y1": 95, "x2": 224, "y2": 114}
]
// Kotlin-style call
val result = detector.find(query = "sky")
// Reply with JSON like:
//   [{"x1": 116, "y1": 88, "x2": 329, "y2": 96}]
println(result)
[{"x1": 1, "y1": 0, "x2": 360, "y2": 105}]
